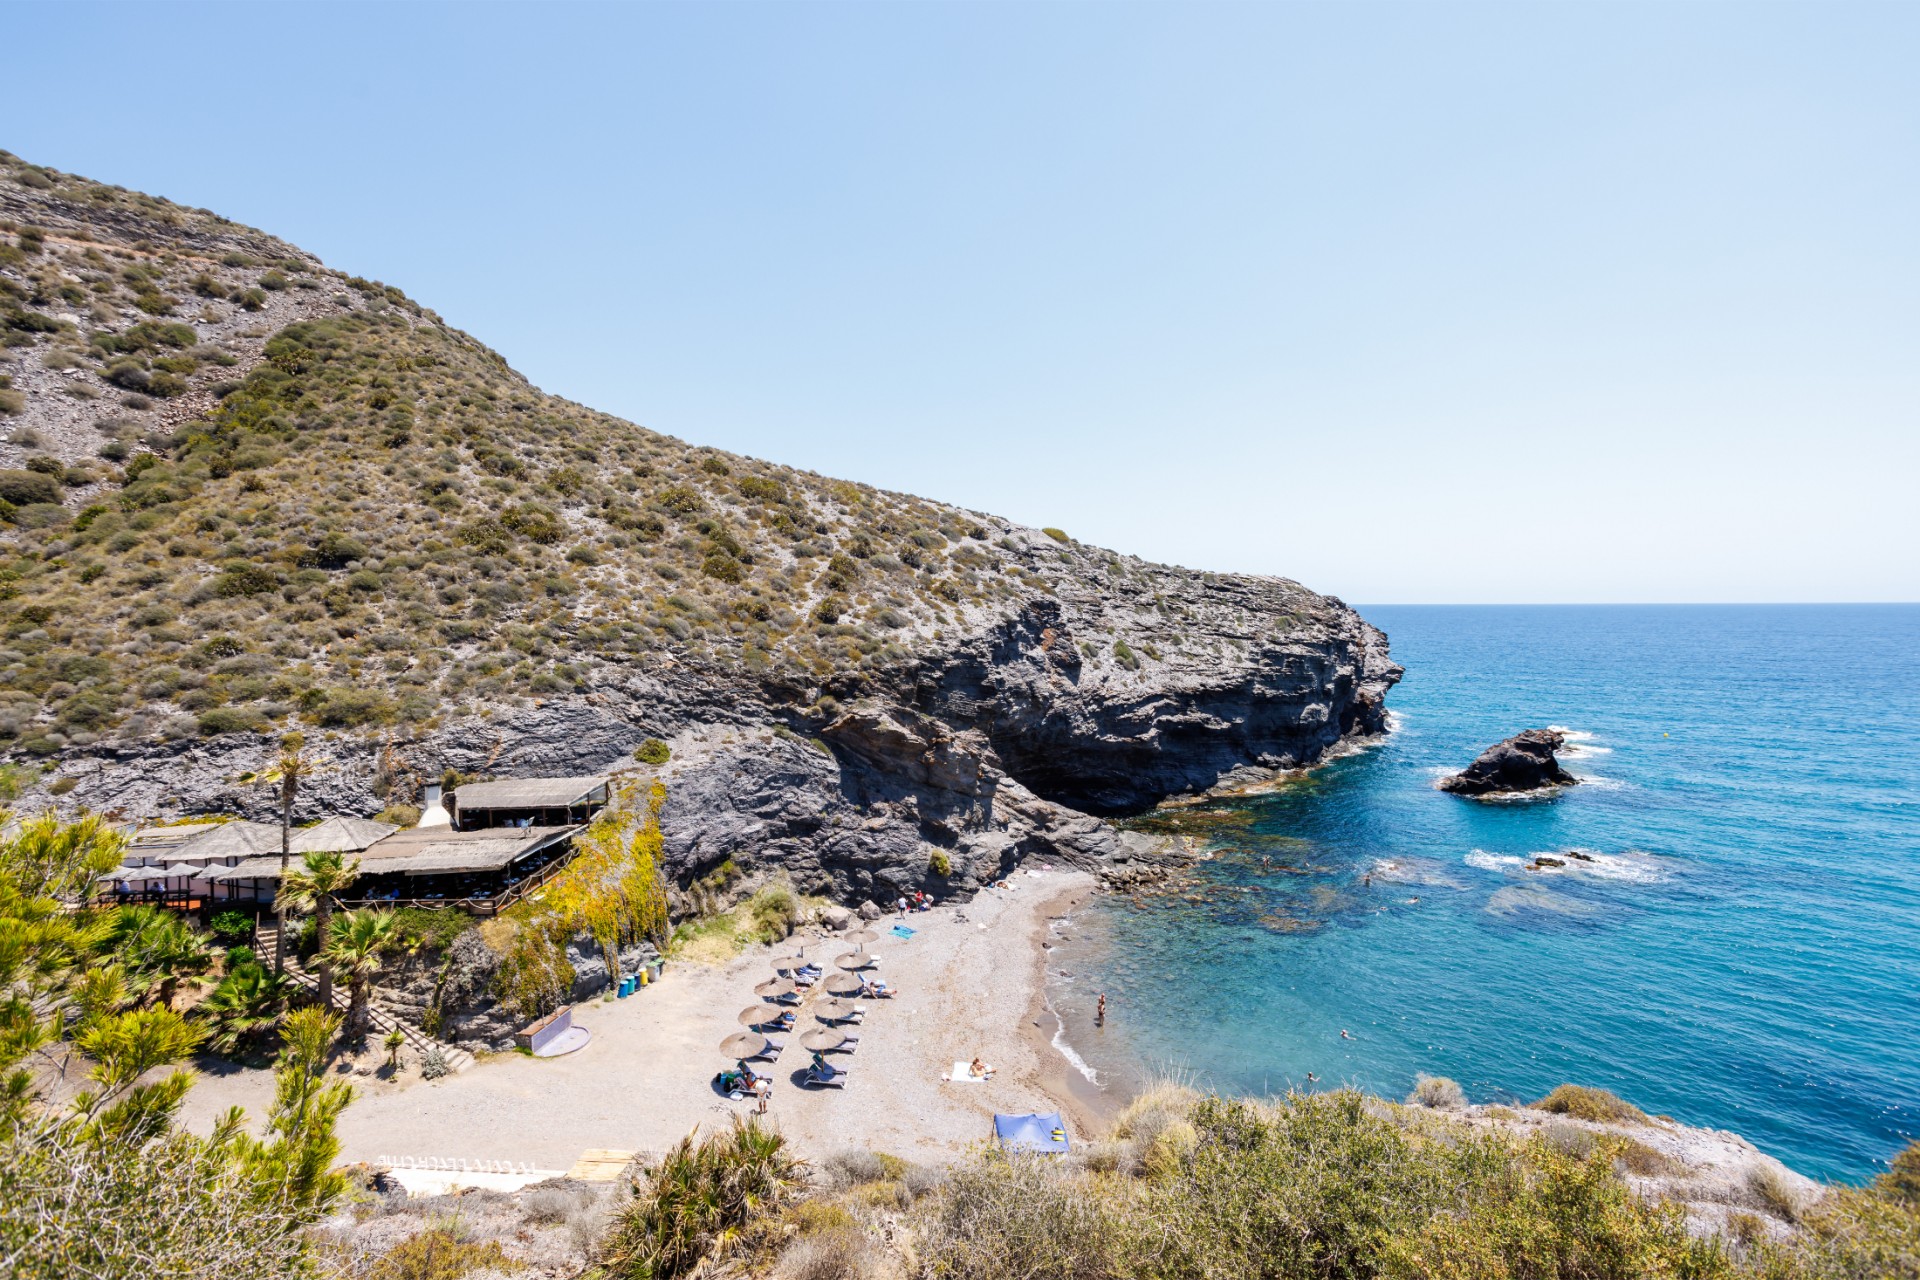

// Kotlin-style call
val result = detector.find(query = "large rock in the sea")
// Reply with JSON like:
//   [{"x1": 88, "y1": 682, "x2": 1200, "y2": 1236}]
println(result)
[{"x1": 1440, "y1": 730, "x2": 1579, "y2": 796}]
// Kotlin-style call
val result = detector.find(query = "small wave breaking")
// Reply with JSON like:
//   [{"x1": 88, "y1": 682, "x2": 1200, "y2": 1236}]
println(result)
[
  {"x1": 1048, "y1": 1004, "x2": 1102, "y2": 1086},
  {"x1": 1464, "y1": 847, "x2": 1670, "y2": 884}
]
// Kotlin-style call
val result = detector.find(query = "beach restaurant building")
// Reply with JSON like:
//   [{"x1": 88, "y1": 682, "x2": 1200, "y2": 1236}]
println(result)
[{"x1": 103, "y1": 774, "x2": 613, "y2": 917}]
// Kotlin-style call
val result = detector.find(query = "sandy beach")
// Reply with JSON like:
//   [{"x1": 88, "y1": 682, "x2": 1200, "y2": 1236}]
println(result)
[{"x1": 177, "y1": 868, "x2": 1111, "y2": 1171}]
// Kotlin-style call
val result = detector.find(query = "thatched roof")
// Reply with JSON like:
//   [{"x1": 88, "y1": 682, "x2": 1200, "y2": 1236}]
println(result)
[
  {"x1": 355, "y1": 825, "x2": 580, "y2": 876},
  {"x1": 208, "y1": 825, "x2": 578, "y2": 881},
  {"x1": 452, "y1": 776, "x2": 609, "y2": 812},
  {"x1": 290, "y1": 816, "x2": 399, "y2": 854},
  {"x1": 148, "y1": 821, "x2": 283, "y2": 865}
]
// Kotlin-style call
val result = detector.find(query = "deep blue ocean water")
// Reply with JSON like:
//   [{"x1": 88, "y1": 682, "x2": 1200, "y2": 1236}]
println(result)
[{"x1": 1046, "y1": 605, "x2": 1920, "y2": 1183}]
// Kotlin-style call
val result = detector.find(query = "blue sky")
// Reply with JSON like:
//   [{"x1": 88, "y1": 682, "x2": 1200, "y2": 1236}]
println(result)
[{"x1": 10, "y1": 1, "x2": 1917, "y2": 603}]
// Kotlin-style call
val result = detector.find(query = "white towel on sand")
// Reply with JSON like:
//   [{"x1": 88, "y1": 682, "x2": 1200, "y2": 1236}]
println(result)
[{"x1": 945, "y1": 1060, "x2": 992, "y2": 1083}]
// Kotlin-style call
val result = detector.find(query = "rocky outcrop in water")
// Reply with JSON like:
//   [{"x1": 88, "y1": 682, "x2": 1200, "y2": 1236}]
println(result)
[{"x1": 1439, "y1": 729, "x2": 1578, "y2": 797}]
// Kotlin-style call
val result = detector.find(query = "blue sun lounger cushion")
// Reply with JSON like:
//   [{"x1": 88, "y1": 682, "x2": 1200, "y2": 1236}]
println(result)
[{"x1": 993, "y1": 1111, "x2": 1070, "y2": 1154}]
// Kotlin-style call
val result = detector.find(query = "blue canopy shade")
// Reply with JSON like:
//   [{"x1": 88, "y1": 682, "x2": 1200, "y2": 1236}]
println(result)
[{"x1": 993, "y1": 1111, "x2": 1070, "y2": 1154}]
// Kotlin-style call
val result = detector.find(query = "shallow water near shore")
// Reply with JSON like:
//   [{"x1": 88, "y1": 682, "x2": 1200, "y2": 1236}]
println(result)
[{"x1": 1045, "y1": 604, "x2": 1920, "y2": 1183}]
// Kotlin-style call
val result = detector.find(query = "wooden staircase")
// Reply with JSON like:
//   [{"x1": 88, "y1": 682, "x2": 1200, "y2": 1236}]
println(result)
[{"x1": 256, "y1": 923, "x2": 475, "y2": 1075}]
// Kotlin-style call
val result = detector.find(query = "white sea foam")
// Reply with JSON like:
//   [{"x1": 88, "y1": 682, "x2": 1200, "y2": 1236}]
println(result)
[
  {"x1": 1568, "y1": 850, "x2": 1670, "y2": 884},
  {"x1": 1047, "y1": 999, "x2": 1102, "y2": 1086},
  {"x1": 1470, "y1": 847, "x2": 1671, "y2": 884},
  {"x1": 1548, "y1": 725, "x2": 1613, "y2": 758}
]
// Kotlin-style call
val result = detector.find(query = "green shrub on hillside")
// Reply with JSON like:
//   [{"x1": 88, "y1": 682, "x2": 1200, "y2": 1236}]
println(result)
[
  {"x1": 1533, "y1": 1083, "x2": 1648, "y2": 1124},
  {"x1": 912, "y1": 1091, "x2": 1734, "y2": 1280}
]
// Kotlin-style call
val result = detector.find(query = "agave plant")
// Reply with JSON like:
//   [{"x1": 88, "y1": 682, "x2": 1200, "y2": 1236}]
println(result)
[
  {"x1": 600, "y1": 1116, "x2": 802, "y2": 1279},
  {"x1": 196, "y1": 961, "x2": 290, "y2": 1057}
]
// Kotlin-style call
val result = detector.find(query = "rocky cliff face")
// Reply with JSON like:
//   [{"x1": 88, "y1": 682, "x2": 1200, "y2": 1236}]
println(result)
[{"x1": 0, "y1": 150, "x2": 1401, "y2": 901}]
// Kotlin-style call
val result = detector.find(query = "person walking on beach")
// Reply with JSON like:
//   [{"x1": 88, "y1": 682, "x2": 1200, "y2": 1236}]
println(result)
[
  {"x1": 897, "y1": 895, "x2": 908, "y2": 919},
  {"x1": 1096, "y1": 993, "x2": 1107, "y2": 1027}
]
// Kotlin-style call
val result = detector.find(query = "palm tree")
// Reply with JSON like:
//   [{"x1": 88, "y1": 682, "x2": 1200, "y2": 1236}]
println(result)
[
  {"x1": 106, "y1": 904, "x2": 211, "y2": 1009},
  {"x1": 197, "y1": 961, "x2": 290, "y2": 1056},
  {"x1": 278, "y1": 850, "x2": 360, "y2": 1009},
  {"x1": 262, "y1": 737, "x2": 308, "y2": 975},
  {"x1": 323, "y1": 908, "x2": 398, "y2": 1040}
]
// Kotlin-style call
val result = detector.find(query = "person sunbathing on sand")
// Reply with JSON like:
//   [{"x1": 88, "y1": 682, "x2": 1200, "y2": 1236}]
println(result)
[{"x1": 969, "y1": 1056, "x2": 994, "y2": 1079}]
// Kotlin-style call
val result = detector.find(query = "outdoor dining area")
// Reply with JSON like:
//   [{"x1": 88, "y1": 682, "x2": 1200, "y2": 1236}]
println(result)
[{"x1": 716, "y1": 929, "x2": 889, "y2": 1095}]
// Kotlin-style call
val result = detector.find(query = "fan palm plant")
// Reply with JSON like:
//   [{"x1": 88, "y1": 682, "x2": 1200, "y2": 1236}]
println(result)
[
  {"x1": 197, "y1": 960, "x2": 290, "y2": 1056},
  {"x1": 106, "y1": 904, "x2": 211, "y2": 1009},
  {"x1": 323, "y1": 908, "x2": 398, "y2": 1039},
  {"x1": 277, "y1": 851, "x2": 360, "y2": 1009}
]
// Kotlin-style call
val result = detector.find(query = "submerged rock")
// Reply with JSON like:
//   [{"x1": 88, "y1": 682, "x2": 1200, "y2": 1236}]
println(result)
[{"x1": 1439, "y1": 729, "x2": 1579, "y2": 797}]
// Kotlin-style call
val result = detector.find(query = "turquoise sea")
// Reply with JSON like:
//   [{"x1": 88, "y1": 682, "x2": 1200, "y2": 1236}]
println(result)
[{"x1": 1046, "y1": 605, "x2": 1920, "y2": 1183}]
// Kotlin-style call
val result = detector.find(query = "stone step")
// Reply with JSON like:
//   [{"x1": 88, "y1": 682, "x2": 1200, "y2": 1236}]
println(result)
[{"x1": 252, "y1": 922, "x2": 474, "y2": 1074}]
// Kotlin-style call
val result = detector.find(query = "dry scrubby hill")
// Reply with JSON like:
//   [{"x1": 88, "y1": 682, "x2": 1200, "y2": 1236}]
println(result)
[
  {"x1": 0, "y1": 151, "x2": 1395, "y2": 893},
  {"x1": 0, "y1": 149, "x2": 1085, "y2": 749}
]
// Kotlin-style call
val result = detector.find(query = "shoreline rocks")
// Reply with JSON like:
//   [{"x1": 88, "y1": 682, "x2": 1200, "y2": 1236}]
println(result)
[{"x1": 1439, "y1": 729, "x2": 1579, "y2": 797}]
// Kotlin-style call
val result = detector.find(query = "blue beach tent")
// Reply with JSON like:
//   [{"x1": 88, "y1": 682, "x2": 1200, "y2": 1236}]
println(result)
[{"x1": 993, "y1": 1111, "x2": 1070, "y2": 1154}]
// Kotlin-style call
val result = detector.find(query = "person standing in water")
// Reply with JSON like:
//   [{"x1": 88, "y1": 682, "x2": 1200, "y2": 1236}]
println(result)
[{"x1": 1096, "y1": 993, "x2": 1107, "y2": 1027}]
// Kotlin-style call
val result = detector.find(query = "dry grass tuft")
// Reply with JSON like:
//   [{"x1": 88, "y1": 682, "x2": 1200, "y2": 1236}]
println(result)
[
  {"x1": 1746, "y1": 1162, "x2": 1814, "y2": 1223},
  {"x1": 1408, "y1": 1073, "x2": 1467, "y2": 1109}
]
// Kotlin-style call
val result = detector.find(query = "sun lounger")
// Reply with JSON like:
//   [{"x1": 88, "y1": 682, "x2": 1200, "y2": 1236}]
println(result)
[{"x1": 804, "y1": 1064, "x2": 850, "y2": 1088}]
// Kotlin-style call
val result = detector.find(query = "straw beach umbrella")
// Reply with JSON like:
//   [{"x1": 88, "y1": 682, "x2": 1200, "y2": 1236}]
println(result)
[
  {"x1": 754, "y1": 977, "x2": 797, "y2": 1000},
  {"x1": 719, "y1": 1032, "x2": 770, "y2": 1059},
  {"x1": 738, "y1": 1004, "x2": 789, "y2": 1027},
  {"x1": 822, "y1": 973, "x2": 863, "y2": 996},
  {"x1": 843, "y1": 929, "x2": 878, "y2": 951},
  {"x1": 800, "y1": 1028, "x2": 847, "y2": 1053},
  {"x1": 834, "y1": 952, "x2": 873, "y2": 971},
  {"x1": 813, "y1": 997, "x2": 859, "y2": 1022}
]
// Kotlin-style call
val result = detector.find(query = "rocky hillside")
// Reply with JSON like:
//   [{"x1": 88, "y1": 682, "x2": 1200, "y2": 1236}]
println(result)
[{"x1": 0, "y1": 148, "x2": 1400, "y2": 902}]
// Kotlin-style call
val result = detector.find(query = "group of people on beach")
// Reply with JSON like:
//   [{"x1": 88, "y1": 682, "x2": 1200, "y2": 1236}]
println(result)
[{"x1": 896, "y1": 892, "x2": 932, "y2": 917}]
